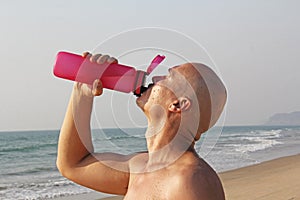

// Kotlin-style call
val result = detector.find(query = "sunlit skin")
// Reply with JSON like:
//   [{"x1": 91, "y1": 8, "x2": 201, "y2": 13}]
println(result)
[{"x1": 57, "y1": 52, "x2": 227, "y2": 199}]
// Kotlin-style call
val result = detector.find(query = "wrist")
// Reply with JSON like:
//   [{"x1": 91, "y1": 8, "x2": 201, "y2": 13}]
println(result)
[
  {"x1": 72, "y1": 83, "x2": 94, "y2": 99},
  {"x1": 72, "y1": 89, "x2": 94, "y2": 109}
]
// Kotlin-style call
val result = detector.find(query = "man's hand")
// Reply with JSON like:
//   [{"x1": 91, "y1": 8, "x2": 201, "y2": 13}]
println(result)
[{"x1": 73, "y1": 52, "x2": 119, "y2": 97}]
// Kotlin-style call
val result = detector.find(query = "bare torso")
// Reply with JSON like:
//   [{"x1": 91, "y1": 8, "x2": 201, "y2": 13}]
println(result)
[
  {"x1": 125, "y1": 169, "x2": 172, "y2": 199},
  {"x1": 124, "y1": 151, "x2": 225, "y2": 200}
]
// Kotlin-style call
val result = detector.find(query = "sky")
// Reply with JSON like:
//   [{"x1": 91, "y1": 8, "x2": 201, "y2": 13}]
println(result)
[{"x1": 0, "y1": 0, "x2": 299, "y2": 131}]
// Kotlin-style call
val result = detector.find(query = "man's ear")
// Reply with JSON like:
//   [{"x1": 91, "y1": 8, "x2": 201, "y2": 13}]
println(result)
[{"x1": 168, "y1": 97, "x2": 191, "y2": 113}]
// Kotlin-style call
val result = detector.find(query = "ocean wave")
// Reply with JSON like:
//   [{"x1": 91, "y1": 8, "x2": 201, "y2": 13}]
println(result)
[
  {"x1": 258, "y1": 129, "x2": 282, "y2": 137},
  {"x1": 0, "y1": 143, "x2": 57, "y2": 153},
  {"x1": 224, "y1": 138, "x2": 282, "y2": 153},
  {"x1": 94, "y1": 134, "x2": 145, "y2": 141},
  {"x1": 4, "y1": 166, "x2": 57, "y2": 176},
  {"x1": 223, "y1": 128, "x2": 283, "y2": 137},
  {"x1": 0, "y1": 179, "x2": 92, "y2": 200}
]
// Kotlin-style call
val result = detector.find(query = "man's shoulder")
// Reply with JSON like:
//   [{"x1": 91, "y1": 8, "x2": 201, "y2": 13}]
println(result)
[
  {"x1": 171, "y1": 151, "x2": 213, "y2": 173},
  {"x1": 168, "y1": 156, "x2": 225, "y2": 199},
  {"x1": 171, "y1": 155, "x2": 215, "y2": 181}
]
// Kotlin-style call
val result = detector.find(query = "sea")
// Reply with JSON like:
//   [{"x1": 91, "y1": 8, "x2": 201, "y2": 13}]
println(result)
[{"x1": 0, "y1": 125, "x2": 300, "y2": 200}]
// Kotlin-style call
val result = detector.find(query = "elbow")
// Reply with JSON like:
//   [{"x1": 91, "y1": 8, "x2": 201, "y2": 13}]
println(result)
[
  {"x1": 56, "y1": 159, "x2": 67, "y2": 177},
  {"x1": 56, "y1": 159, "x2": 74, "y2": 180}
]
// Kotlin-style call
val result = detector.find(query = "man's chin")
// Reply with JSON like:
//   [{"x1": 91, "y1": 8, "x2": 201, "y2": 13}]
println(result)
[
  {"x1": 136, "y1": 97, "x2": 145, "y2": 111},
  {"x1": 136, "y1": 91, "x2": 149, "y2": 111}
]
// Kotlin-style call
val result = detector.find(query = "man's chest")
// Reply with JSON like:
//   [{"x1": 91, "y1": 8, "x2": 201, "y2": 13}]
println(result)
[{"x1": 124, "y1": 173, "x2": 171, "y2": 200}]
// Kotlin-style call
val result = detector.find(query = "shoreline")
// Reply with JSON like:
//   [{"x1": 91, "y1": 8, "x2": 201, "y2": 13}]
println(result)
[{"x1": 53, "y1": 154, "x2": 300, "y2": 200}]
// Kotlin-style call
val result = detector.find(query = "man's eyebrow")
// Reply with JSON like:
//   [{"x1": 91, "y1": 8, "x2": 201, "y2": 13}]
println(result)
[
  {"x1": 168, "y1": 67, "x2": 177, "y2": 74},
  {"x1": 168, "y1": 66, "x2": 179, "y2": 76},
  {"x1": 168, "y1": 68, "x2": 173, "y2": 76}
]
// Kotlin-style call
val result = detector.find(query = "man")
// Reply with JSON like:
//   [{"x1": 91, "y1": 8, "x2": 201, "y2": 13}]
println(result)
[{"x1": 57, "y1": 52, "x2": 227, "y2": 199}]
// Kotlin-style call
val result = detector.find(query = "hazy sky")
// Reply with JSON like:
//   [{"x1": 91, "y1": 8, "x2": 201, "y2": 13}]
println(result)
[{"x1": 0, "y1": 0, "x2": 299, "y2": 131}]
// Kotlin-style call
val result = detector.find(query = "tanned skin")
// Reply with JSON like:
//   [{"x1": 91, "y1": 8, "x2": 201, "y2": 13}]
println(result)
[{"x1": 57, "y1": 52, "x2": 227, "y2": 199}]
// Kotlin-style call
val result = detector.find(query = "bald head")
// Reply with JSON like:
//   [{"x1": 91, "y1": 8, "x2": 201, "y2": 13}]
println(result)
[{"x1": 175, "y1": 63, "x2": 227, "y2": 138}]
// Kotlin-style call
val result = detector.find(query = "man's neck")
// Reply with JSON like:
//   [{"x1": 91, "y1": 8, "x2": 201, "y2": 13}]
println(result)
[{"x1": 144, "y1": 125, "x2": 195, "y2": 172}]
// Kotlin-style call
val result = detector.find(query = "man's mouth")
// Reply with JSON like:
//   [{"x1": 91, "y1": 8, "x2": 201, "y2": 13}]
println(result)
[{"x1": 136, "y1": 83, "x2": 154, "y2": 97}]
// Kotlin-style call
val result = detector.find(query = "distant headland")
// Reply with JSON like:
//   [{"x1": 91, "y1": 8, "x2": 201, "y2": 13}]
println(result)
[{"x1": 265, "y1": 111, "x2": 300, "y2": 126}]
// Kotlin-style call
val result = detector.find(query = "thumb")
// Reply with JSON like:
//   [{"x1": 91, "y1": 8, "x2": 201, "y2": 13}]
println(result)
[{"x1": 92, "y1": 79, "x2": 103, "y2": 96}]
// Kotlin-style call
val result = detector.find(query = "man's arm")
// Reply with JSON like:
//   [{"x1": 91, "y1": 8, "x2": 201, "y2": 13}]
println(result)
[{"x1": 56, "y1": 53, "x2": 130, "y2": 195}]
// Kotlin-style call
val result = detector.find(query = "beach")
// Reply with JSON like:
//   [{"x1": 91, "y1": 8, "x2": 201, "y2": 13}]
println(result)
[
  {"x1": 53, "y1": 154, "x2": 300, "y2": 200},
  {"x1": 220, "y1": 154, "x2": 300, "y2": 200},
  {"x1": 1, "y1": 126, "x2": 299, "y2": 199}
]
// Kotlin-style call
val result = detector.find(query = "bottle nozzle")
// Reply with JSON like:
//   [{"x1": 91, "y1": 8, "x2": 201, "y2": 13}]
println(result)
[
  {"x1": 133, "y1": 55, "x2": 165, "y2": 96},
  {"x1": 146, "y1": 55, "x2": 165, "y2": 74}
]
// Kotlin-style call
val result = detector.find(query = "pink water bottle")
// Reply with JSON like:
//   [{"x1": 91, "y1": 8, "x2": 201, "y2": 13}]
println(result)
[{"x1": 53, "y1": 51, "x2": 165, "y2": 96}]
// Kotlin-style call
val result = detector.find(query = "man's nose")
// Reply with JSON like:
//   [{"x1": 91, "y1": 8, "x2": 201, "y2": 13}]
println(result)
[{"x1": 152, "y1": 76, "x2": 166, "y2": 84}]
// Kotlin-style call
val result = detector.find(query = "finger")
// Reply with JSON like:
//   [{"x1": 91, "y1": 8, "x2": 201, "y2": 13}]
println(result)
[
  {"x1": 107, "y1": 57, "x2": 118, "y2": 64},
  {"x1": 90, "y1": 54, "x2": 102, "y2": 63},
  {"x1": 92, "y1": 79, "x2": 103, "y2": 96},
  {"x1": 82, "y1": 52, "x2": 92, "y2": 58},
  {"x1": 97, "y1": 55, "x2": 110, "y2": 64}
]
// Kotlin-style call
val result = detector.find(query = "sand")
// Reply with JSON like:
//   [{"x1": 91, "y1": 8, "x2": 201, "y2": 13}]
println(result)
[
  {"x1": 219, "y1": 154, "x2": 300, "y2": 200},
  {"x1": 54, "y1": 154, "x2": 300, "y2": 200}
]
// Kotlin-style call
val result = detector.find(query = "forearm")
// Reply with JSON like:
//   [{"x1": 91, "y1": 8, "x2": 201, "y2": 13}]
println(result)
[{"x1": 57, "y1": 86, "x2": 94, "y2": 170}]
